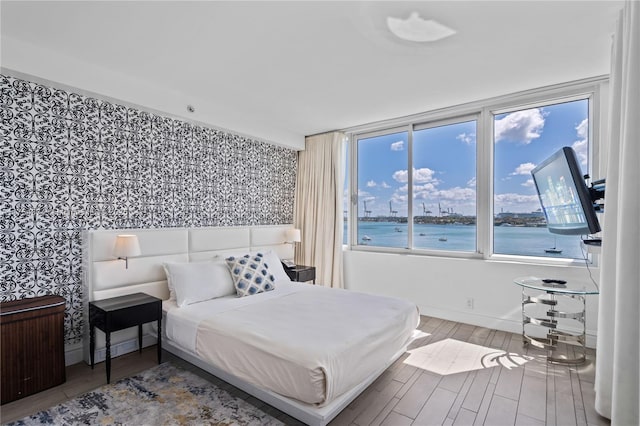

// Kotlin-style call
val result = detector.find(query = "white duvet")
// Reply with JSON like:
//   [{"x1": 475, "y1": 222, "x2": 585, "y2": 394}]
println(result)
[{"x1": 164, "y1": 282, "x2": 419, "y2": 406}]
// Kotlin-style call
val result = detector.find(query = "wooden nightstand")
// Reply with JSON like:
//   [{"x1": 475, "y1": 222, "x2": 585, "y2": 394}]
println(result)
[
  {"x1": 89, "y1": 292, "x2": 162, "y2": 383},
  {"x1": 284, "y1": 264, "x2": 316, "y2": 283}
]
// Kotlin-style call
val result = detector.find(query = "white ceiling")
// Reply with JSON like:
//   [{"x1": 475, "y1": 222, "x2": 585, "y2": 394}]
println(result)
[{"x1": 1, "y1": 1, "x2": 623, "y2": 149}]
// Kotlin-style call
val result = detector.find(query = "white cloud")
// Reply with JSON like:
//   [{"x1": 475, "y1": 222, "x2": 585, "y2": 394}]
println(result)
[
  {"x1": 494, "y1": 193, "x2": 540, "y2": 204},
  {"x1": 390, "y1": 141, "x2": 404, "y2": 151},
  {"x1": 414, "y1": 168, "x2": 437, "y2": 183},
  {"x1": 393, "y1": 167, "x2": 438, "y2": 184},
  {"x1": 393, "y1": 170, "x2": 409, "y2": 183},
  {"x1": 437, "y1": 187, "x2": 476, "y2": 201},
  {"x1": 494, "y1": 192, "x2": 542, "y2": 214},
  {"x1": 522, "y1": 178, "x2": 535, "y2": 188},
  {"x1": 576, "y1": 118, "x2": 588, "y2": 139},
  {"x1": 380, "y1": 181, "x2": 391, "y2": 188},
  {"x1": 467, "y1": 177, "x2": 476, "y2": 187},
  {"x1": 571, "y1": 118, "x2": 589, "y2": 170},
  {"x1": 414, "y1": 183, "x2": 437, "y2": 192},
  {"x1": 413, "y1": 183, "x2": 437, "y2": 200},
  {"x1": 391, "y1": 193, "x2": 407, "y2": 203},
  {"x1": 495, "y1": 108, "x2": 545, "y2": 144},
  {"x1": 457, "y1": 132, "x2": 476, "y2": 145},
  {"x1": 511, "y1": 162, "x2": 536, "y2": 176},
  {"x1": 367, "y1": 180, "x2": 377, "y2": 187},
  {"x1": 572, "y1": 139, "x2": 588, "y2": 169}
]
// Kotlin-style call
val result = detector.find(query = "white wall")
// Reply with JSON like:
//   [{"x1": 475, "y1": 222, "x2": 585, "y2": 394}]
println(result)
[{"x1": 344, "y1": 250, "x2": 600, "y2": 347}]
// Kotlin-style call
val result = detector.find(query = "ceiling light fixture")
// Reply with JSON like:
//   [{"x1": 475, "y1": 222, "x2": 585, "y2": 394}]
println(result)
[{"x1": 387, "y1": 12, "x2": 456, "y2": 43}]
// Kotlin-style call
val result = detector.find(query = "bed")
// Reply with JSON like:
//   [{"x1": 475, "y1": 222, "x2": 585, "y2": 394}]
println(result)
[{"x1": 83, "y1": 225, "x2": 419, "y2": 425}]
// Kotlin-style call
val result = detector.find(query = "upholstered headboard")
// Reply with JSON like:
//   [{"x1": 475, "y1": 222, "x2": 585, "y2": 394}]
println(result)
[{"x1": 82, "y1": 225, "x2": 294, "y2": 363}]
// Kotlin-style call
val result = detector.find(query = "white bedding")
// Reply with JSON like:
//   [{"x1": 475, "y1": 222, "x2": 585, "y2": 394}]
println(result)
[{"x1": 164, "y1": 282, "x2": 419, "y2": 406}]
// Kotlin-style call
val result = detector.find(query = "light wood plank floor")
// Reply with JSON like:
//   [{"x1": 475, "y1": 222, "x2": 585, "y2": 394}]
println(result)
[{"x1": 0, "y1": 316, "x2": 610, "y2": 425}]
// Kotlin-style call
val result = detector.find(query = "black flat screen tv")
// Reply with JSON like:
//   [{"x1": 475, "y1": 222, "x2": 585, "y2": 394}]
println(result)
[{"x1": 531, "y1": 147, "x2": 601, "y2": 235}]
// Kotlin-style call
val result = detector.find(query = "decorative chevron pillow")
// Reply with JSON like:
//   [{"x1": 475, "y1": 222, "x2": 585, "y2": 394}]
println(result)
[{"x1": 225, "y1": 253, "x2": 276, "y2": 297}]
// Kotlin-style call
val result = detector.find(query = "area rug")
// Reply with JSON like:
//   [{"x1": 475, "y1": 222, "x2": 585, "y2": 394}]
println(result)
[{"x1": 7, "y1": 363, "x2": 283, "y2": 426}]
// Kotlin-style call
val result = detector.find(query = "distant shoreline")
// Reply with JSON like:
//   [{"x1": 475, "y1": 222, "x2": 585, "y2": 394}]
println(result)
[{"x1": 354, "y1": 216, "x2": 547, "y2": 227}]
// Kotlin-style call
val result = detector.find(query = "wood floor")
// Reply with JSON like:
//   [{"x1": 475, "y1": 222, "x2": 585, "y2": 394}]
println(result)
[{"x1": 0, "y1": 316, "x2": 610, "y2": 426}]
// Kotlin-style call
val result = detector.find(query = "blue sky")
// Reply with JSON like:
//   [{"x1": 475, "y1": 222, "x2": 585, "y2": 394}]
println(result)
[{"x1": 351, "y1": 99, "x2": 589, "y2": 217}]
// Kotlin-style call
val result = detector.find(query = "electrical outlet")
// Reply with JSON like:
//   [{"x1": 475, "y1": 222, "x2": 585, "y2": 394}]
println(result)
[{"x1": 466, "y1": 297, "x2": 474, "y2": 309}]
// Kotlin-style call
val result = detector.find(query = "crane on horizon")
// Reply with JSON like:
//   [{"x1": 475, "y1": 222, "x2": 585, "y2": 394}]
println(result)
[
  {"x1": 438, "y1": 202, "x2": 450, "y2": 216},
  {"x1": 363, "y1": 201, "x2": 372, "y2": 218},
  {"x1": 439, "y1": 202, "x2": 454, "y2": 216},
  {"x1": 389, "y1": 201, "x2": 398, "y2": 217},
  {"x1": 422, "y1": 202, "x2": 432, "y2": 216}
]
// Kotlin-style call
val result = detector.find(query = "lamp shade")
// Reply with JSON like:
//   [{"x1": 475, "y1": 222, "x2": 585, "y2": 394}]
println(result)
[
  {"x1": 286, "y1": 228, "x2": 301, "y2": 243},
  {"x1": 113, "y1": 234, "x2": 141, "y2": 258}
]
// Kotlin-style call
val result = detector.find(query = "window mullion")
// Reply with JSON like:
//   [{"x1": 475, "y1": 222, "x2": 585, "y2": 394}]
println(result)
[
  {"x1": 407, "y1": 125, "x2": 414, "y2": 249},
  {"x1": 477, "y1": 109, "x2": 492, "y2": 257},
  {"x1": 349, "y1": 134, "x2": 357, "y2": 248}
]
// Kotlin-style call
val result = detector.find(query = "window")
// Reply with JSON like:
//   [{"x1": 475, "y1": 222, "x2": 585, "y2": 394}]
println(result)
[
  {"x1": 346, "y1": 79, "x2": 601, "y2": 262},
  {"x1": 355, "y1": 130, "x2": 408, "y2": 248},
  {"x1": 413, "y1": 120, "x2": 477, "y2": 252},
  {"x1": 493, "y1": 98, "x2": 590, "y2": 259},
  {"x1": 352, "y1": 119, "x2": 477, "y2": 252}
]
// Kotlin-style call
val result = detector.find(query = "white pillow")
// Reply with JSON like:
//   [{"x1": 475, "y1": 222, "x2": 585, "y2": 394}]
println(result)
[
  {"x1": 163, "y1": 260, "x2": 235, "y2": 307},
  {"x1": 215, "y1": 250, "x2": 292, "y2": 284},
  {"x1": 261, "y1": 251, "x2": 292, "y2": 284},
  {"x1": 165, "y1": 261, "x2": 213, "y2": 301}
]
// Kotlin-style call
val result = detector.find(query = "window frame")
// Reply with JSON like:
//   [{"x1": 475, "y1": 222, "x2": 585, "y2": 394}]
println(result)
[
  {"x1": 350, "y1": 125, "x2": 412, "y2": 255},
  {"x1": 346, "y1": 78, "x2": 604, "y2": 266}
]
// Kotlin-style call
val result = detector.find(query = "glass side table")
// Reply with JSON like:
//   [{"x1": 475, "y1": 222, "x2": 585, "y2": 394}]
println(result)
[{"x1": 514, "y1": 276, "x2": 599, "y2": 365}]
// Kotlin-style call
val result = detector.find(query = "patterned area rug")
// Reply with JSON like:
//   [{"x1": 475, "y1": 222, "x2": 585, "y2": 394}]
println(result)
[{"x1": 8, "y1": 363, "x2": 283, "y2": 426}]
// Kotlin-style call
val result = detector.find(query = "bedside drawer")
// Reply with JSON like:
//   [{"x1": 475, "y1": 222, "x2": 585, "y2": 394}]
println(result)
[
  {"x1": 284, "y1": 265, "x2": 316, "y2": 283},
  {"x1": 297, "y1": 268, "x2": 316, "y2": 283}
]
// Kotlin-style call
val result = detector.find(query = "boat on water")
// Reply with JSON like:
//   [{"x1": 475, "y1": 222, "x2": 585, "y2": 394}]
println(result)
[
  {"x1": 545, "y1": 248, "x2": 563, "y2": 254},
  {"x1": 362, "y1": 235, "x2": 372, "y2": 241},
  {"x1": 419, "y1": 233, "x2": 426, "y2": 236},
  {"x1": 394, "y1": 227, "x2": 402, "y2": 232},
  {"x1": 438, "y1": 237, "x2": 447, "y2": 242},
  {"x1": 545, "y1": 237, "x2": 562, "y2": 254}
]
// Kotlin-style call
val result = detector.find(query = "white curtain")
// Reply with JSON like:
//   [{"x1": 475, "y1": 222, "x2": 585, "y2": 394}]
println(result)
[
  {"x1": 293, "y1": 132, "x2": 344, "y2": 288},
  {"x1": 594, "y1": 1, "x2": 640, "y2": 424}
]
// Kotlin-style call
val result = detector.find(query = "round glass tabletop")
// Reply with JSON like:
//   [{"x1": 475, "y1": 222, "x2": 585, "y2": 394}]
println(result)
[{"x1": 513, "y1": 276, "x2": 599, "y2": 295}]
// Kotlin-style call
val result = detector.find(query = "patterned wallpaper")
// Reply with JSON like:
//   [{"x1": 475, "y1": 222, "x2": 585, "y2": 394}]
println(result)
[{"x1": 0, "y1": 74, "x2": 297, "y2": 344}]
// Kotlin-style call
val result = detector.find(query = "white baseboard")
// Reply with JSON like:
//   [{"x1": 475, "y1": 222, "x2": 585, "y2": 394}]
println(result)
[
  {"x1": 418, "y1": 304, "x2": 597, "y2": 349},
  {"x1": 66, "y1": 334, "x2": 158, "y2": 366},
  {"x1": 64, "y1": 342, "x2": 84, "y2": 366}
]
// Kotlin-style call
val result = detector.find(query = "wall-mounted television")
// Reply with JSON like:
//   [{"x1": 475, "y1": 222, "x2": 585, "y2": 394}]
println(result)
[{"x1": 531, "y1": 147, "x2": 601, "y2": 236}]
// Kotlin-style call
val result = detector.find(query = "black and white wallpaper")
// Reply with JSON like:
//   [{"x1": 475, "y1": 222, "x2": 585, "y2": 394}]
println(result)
[{"x1": 0, "y1": 74, "x2": 297, "y2": 344}]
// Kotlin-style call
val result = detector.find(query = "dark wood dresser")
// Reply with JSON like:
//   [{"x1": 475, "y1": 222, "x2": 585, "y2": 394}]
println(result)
[{"x1": 0, "y1": 295, "x2": 66, "y2": 404}]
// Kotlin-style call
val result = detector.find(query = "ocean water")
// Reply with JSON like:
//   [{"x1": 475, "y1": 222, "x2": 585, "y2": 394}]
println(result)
[{"x1": 352, "y1": 221, "x2": 587, "y2": 259}]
